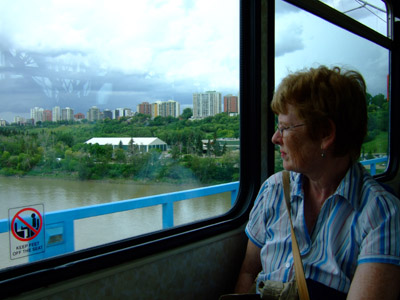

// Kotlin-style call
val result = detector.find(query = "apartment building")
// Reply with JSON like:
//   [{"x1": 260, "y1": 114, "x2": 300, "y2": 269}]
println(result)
[{"x1": 192, "y1": 91, "x2": 221, "y2": 119}]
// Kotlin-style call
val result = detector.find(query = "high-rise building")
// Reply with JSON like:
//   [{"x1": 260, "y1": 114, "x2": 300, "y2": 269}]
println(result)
[
  {"x1": 151, "y1": 101, "x2": 162, "y2": 119},
  {"x1": 114, "y1": 108, "x2": 131, "y2": 119},
  {"x1": 112, "y1": 109, "x2": 120, "y2": 120},
  {"x1": 192, "y1": 91, "x2": 221, "y2": 119},
  {"x1": 87, "y1": 106, "x2": 100, "y2": 122},
  {"x1": 224, "y1": 94, "x2": 239, "y2": 115},
  {"x1": 123, "y1": 108, "x2": 132, "y2": 117},
  {"x1": 62, "y1": 107, "x2": 74, "y2": 121},
  {"x1": 13, "y1": 116, "x2": 25, "y2": 125},
  {"x1": 159, "y1": 100, "x2": 180, "y2": 118},
  {"x1": 137, "y1": 102, "x2": 152, "y2": 115},
  {"x1": 103, "y1": 109, "x2": 112, "y2": 120},
  {"x1": 30, "y1": 107, "x2": 44, "y2": 124},
  {"x1": 52, "y1": 106, "x2": 61, "y2": 122},
  {"x1": 148, "y1": 100, "x2": 180, "y2": 119},
  {"x1": 43, "y1": 110, "x2": 52, "y2": 122}
]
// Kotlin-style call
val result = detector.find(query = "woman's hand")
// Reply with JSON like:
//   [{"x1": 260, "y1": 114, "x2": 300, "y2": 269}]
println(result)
[{"x1": 234, "y1": 240, "x2": 262, "y2": 293}]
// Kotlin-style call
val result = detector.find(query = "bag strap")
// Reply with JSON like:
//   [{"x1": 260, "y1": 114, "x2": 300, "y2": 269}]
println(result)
[{"x1": 282, "y1": 171, "x2": 310, "y2": 300}]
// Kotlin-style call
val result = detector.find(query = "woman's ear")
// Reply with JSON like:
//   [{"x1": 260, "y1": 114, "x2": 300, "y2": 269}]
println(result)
[{"x1": 321, "y1": 119, "x2": 336, "y2": 150}]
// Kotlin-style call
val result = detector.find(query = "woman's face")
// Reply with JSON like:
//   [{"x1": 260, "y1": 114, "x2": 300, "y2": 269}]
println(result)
[{"x1": 272, "y1": 104, "x2": 321, "y2": 174}]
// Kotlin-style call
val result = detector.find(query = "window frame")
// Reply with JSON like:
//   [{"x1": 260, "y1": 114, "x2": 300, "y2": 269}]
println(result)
[
  {"x1": 1, "y1": 0, "x2": 399, "y2": 297},
  {"x1": 0, "y1": 1, "x2": 263, "y2": 297}
]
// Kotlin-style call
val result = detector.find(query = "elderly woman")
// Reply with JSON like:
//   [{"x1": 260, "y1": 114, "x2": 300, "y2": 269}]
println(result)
[{"x1": 235, "y1": 66, "x2": 400, "y2": 299}]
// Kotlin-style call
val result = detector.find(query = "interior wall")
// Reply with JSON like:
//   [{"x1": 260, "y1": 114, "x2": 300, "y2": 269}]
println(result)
[
  {"x1": 10, "y1": 229, "x2": 247, "y2": 300},
  {"x1": 386, "y1": 169, "x2": 400, "y2": 197}
]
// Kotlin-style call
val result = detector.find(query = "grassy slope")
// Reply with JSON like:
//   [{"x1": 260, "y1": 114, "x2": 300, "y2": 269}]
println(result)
[{"x1": 362, "y1": 131, "x2": 388, "y2": 155}]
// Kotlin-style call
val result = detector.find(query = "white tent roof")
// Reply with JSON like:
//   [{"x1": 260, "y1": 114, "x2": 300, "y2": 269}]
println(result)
[{"x1": 85, "y1": 137, "x2": 166, "y2": 146}]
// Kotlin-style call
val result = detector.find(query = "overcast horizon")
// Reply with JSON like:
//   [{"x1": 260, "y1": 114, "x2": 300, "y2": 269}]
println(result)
[{"x1": 0, "y1": 0, "x2": 389, "y2": 123}]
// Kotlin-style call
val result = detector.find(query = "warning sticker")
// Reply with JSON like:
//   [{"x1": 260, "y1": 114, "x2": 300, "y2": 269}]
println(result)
[{"x1": 9, "y1": 204, "x2": 45, "y2": 259}]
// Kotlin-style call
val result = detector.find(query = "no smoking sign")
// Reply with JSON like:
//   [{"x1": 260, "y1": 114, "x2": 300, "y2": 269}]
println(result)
[{"x1": 9, "y1": 204, "x2": 45, "y2": 259}]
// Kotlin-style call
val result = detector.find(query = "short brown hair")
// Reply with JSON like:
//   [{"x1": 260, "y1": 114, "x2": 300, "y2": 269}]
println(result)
[{"x1": 271, "y1": 65, "x2": 367, "y2": 163}]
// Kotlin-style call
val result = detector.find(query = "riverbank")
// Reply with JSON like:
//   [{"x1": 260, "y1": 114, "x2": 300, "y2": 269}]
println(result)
[
  {"x1": 1, "y1": 167, "x2": 222, "y2": 186},
  {"x1": 0, "y1": 152, "x2": 238, "y2": 185}
]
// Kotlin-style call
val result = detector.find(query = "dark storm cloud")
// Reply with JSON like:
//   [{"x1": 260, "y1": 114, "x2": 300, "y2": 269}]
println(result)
[
  {"x1": 275, "y1": 24, "x2": 304, "y2": 57},
  {"x1": 0, "y1": 76, "x2": 47, "y2": 113},
  {"x1": 0, "y1": 58, "x2": 201, "y2": 117}
]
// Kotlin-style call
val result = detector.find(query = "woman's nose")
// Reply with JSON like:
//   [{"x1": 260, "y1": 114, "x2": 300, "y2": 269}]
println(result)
[{"x1": 271, "y1": 130, "x2": 282, "y2": 145}]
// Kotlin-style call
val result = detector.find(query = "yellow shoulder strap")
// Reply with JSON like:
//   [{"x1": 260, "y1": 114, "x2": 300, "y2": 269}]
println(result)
[{"x1": 282, "y1": 171, "x2": 310, "y2": 300}]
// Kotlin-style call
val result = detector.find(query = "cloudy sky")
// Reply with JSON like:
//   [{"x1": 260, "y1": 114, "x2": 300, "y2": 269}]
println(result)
[{"x1": 0, "y1": 0, "x2": 388, "y2": 122}]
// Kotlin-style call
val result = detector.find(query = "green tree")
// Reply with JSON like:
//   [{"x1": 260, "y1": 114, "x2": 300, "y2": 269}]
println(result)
[
  {"x1": 195, "y1": 135, "x2": 204, "y2": 156},
  {"x1": 180, "y1": 108, "x2": 193, "y2": 120},
  {"x1": 78, "y1": 155, "x2": 94, "y2": 180},
  {"x1": 114, "y1": 148, "x2": 126, "y2": 163},
  {"x1": 171, "y1": 144, "x2": 181, "y2": 160},
  {"x1": 0, "y1": 151, "x2": 11, "y2": 167},
  {"x1": 212, "y1": 134, "x2": 222, "y2": 157},
  {"x1": 57, "y1": 132, "x2": 74, "y2": 147},
  {"x1": 206, "y1": 139, "x2": 211, "y2": 157}
]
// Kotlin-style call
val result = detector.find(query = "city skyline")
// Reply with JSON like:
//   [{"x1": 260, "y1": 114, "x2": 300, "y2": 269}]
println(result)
[{"x1": 6, "y1": 92, "x2": 239, "y2": 125}]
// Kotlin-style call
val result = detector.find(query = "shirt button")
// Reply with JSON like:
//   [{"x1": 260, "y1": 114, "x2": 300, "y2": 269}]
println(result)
[{"x1": 285, "y1": 262, "x2": 290, "y2": 268}]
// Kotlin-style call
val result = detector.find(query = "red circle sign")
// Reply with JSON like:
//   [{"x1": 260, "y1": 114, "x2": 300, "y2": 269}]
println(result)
[{"x1": 11, "y1": 207, "x2": 43, "y2": 242}]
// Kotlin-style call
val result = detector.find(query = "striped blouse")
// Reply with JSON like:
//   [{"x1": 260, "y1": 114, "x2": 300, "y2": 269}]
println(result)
[{"x1": 245, "y1": 162, "x2": 400, "y2": 293}]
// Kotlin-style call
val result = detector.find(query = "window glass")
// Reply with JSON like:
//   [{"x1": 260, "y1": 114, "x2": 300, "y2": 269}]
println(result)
[
  {"x1": 319, "y1": 0, "x2": 388, "y2": 36},
  {"x1": 274, "y1": 0, "x2": 389, "y2": 175},
  {"x1": 0, "y1": 0, "x2": 239, "y2": 269}
]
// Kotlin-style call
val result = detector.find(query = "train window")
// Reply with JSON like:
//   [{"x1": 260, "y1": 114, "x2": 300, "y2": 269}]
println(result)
[
  {"x1": 0, "y1": 0, "x2": 398, "y2": 297},
  {"x1": 274, "y1": 0, "x2": 390, "y2": 175},
  {"x1": 0, "y1": 0, "x2": 239, "y2": 270}
]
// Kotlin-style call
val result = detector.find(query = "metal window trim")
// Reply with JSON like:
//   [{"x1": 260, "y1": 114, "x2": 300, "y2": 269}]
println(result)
[{"x1": 284, "y1": 0, "x2": 393, "y2": 49}]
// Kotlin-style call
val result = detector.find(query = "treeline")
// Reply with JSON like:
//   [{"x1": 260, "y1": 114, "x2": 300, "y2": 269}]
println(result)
[
  {"x1": 0, "y1": 110, "x2": 239, "y2": 184},
  {"x1": 365, "y1": 93, "x2": 389, "y2": 141},
  {"x1": 361, "y1": 93, "x2": 389, "y2": 157}
]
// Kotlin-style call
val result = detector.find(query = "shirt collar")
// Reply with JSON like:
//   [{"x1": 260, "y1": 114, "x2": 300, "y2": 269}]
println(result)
[
  {"x1": 290, "y1": 163, "x2": 363, "y2": 210},
  {"x1": 334, "y1": 163, "x2": 363, "y2": 210}
]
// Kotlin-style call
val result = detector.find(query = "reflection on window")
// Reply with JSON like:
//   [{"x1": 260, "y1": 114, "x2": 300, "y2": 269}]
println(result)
[
  {"x1": 319, "y1": 0, "x2": 388, "y2": 36},
  {"x1": 274, "y1": 0, "x2": 389, "y2": 174},
  {"x1": 0, "y1": 0, "x2": 239, "y2": 269}
]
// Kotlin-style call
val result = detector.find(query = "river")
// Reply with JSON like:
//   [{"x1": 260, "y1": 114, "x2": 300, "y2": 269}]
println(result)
[{"x1": 0, "y1": 176, "x2": 232, "y2": 269}]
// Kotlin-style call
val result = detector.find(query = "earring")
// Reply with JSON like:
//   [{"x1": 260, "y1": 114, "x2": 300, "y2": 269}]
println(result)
[{"x1": 321, "y1": 148, "x2": 325, "y2": 158}]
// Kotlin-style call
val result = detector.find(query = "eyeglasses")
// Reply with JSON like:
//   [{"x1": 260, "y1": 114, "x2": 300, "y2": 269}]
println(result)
[{"x1": 275, "y1": 123, "x2": 305, "y2": 136}]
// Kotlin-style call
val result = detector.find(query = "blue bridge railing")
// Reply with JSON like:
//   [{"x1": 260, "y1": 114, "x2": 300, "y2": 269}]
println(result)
[
  {"x1": 360, "y1": 156, "x2": 388, "y2": 175},
  {"x1": 0, "y1": 157, "x2": 388, "y2": 263},
  {"x1": 0, "y1": 181, "x2": 239, "y2": 262}
]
